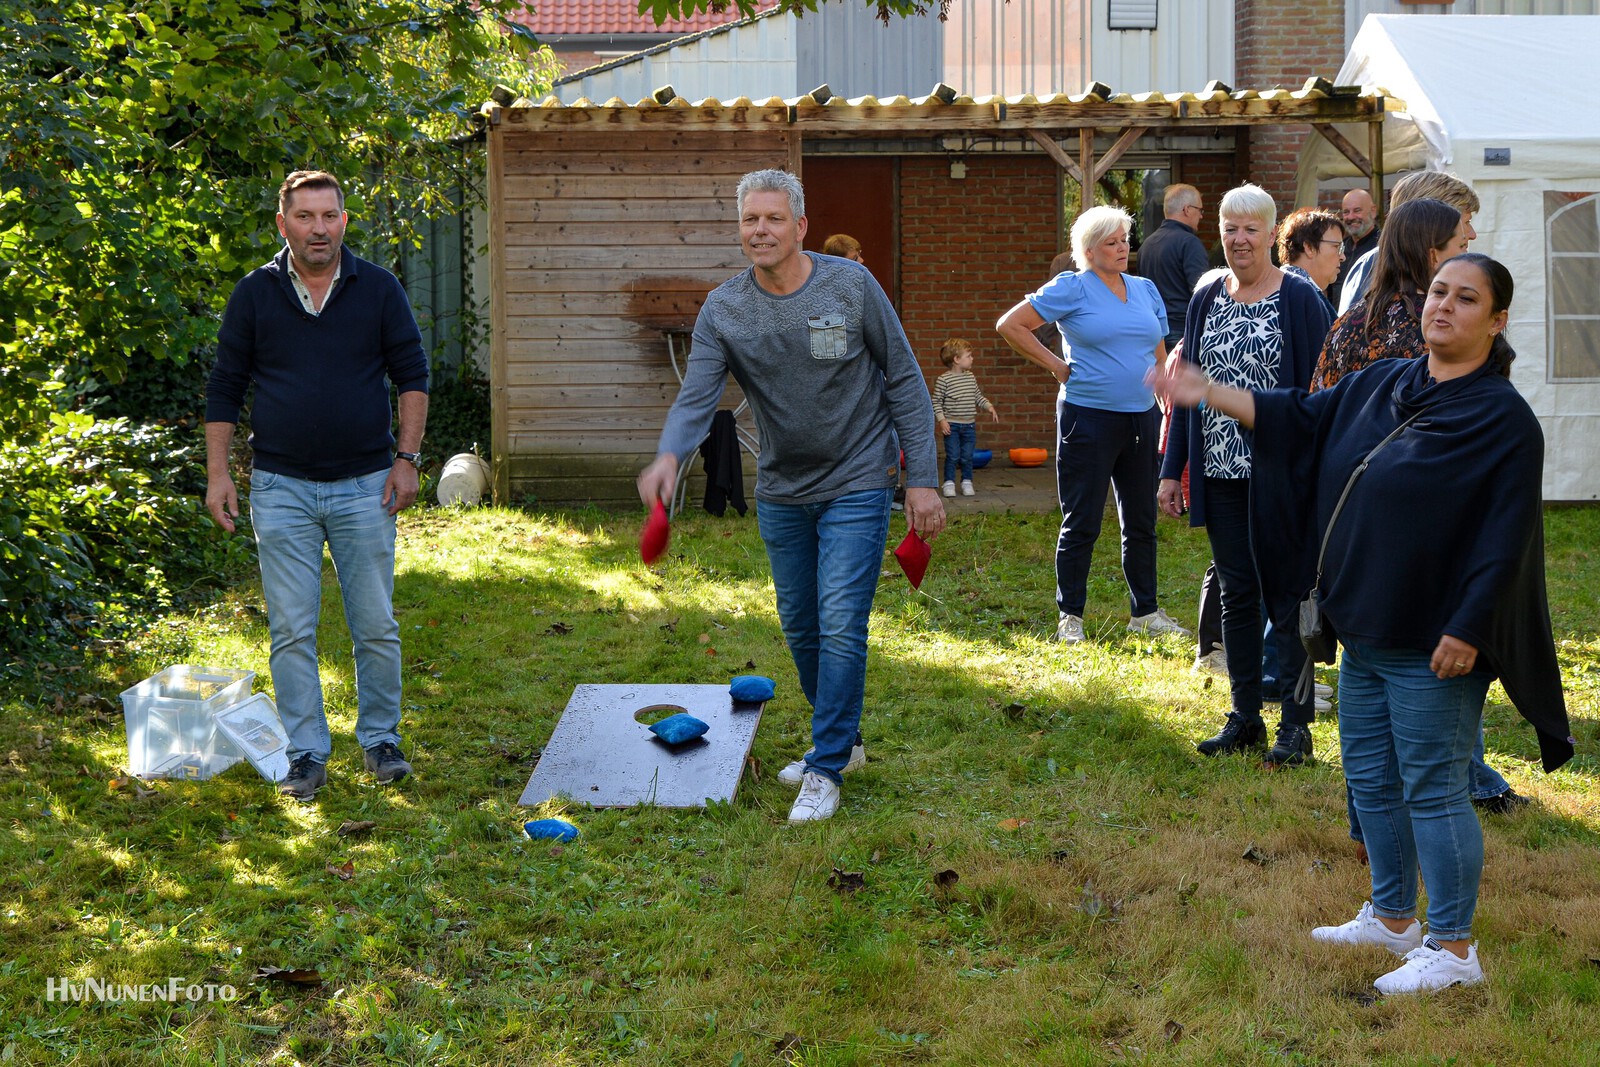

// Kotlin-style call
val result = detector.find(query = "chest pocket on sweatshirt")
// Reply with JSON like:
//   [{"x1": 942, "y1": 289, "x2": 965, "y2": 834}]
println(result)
[{"x1": 808, "y1": 315, "x2": 848, "y2": 360}]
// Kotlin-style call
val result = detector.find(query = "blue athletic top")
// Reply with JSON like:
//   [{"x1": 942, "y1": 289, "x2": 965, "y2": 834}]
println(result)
[{"x1": 1027, "y1": 270, "x2": 1167, "y2": 413}]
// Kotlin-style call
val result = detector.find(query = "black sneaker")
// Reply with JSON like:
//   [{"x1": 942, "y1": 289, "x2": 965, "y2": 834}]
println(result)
[
  {"x1": 363, "y1": 742, "x2": 412, "y2": 784},
  {"x1": 1265, "y1": 722, "x2": 1314, "y2": 766},
  {"x1": 1196, "y1": 713, "x2": 1267, "y2": 756},
  {"x1": 278, "y1": 754, "x2": 327, "y2": 800},
  {"x1": 1473, "y1": 788, "x2": 1531, "y2": 815}
]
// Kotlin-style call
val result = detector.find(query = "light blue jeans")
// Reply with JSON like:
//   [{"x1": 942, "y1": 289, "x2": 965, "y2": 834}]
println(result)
[
  {"x1": 249, "y1": 468, "x2": 403, "y2": 763},
  {"x1": 1339, "y1": 641, "x2": 1489, "y2": 941},
  {"x1": 756, "y1": 487, "x2": 892, "y2": 784}
]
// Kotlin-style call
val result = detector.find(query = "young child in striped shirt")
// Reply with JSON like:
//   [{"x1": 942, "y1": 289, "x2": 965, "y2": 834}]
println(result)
[{"x1": 932, "y1": 338, "x2": 1001, "y2": 497}]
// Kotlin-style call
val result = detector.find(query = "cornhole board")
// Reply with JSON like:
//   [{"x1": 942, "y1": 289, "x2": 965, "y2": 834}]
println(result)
[{"x1": 518, "y1": 684, "x2": 765, "y2": 809}]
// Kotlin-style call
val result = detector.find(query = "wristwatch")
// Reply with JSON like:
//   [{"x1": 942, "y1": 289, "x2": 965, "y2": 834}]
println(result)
[{"x1": 395, "y1": 451, "x2": 421, "y2": 466}]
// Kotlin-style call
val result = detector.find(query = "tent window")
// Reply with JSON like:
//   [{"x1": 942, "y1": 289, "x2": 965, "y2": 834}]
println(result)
[{"x1": 1547, "y1": 192, "x2": 1600, "y2": 381}]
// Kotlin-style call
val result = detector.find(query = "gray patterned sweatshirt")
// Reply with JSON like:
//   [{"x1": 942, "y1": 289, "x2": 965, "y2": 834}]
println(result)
[{"x1": 658, "y1": 253, "x2": 937, "y2": 505}]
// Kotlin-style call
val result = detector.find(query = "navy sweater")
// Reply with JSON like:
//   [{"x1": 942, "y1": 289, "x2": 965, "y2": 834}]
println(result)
[
  {"x1": 206, "y1": 246, "x2": 429, "y2": 481},
  {"x1": 1253, "y1": 357, "x2": 1573, "y2": 773}
]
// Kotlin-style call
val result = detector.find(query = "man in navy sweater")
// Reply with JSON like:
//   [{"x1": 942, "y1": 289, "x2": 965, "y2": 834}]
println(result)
[{"x1": 205, "y1": 170, "x2": 430, "y2": 801}]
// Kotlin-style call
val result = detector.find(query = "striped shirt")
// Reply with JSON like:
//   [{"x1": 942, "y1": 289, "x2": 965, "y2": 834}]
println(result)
[{"x1": 932, "y1": 369, "x2": 992, "y2": 423}]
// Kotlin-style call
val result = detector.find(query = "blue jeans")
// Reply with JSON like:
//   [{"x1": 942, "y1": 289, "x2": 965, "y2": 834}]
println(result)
[
  {"x1": 757, "y1": 487, "x2": 892, "y2": 784},
  {"x1": 249, "y1": 468, "x2": 403, "y2": 763},
  {"x1": 1202, "y1": 477, "x2": 1312, "y2": 726},
  {"x1": 1339, "y1": 642, "x2": 1488, "y2": 941},
  {"x1": 1348, "y1": 726, "x2": 1515, "y2": 843},
  {"x1": 1054, "y1": 401, "x2": 1160, "y2": 618},
  {"x1": 943, "y1": 422, "x2": 977, "y2": 483}
]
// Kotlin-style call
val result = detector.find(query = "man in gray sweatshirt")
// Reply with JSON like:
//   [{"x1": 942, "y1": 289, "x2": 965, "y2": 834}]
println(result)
[{"x1": 638, "y1": 169, "x2": 945, "y2": 824}]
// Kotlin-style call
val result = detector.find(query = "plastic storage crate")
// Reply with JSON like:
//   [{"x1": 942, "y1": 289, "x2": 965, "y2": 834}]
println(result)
[{"x1": 120, "y1": 666, "x2": 253, "y2": 779}]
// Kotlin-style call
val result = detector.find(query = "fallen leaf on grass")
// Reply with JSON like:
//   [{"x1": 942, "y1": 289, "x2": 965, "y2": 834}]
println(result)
[
  {"x1": 997, "y1": 818, "x2": 1030, "y2": 831},
  {"x1": 253, "y1": 966, "x2": 323, "y2": 986},
  {"x1": 773, "y1": 1033, "x2": 803, "y2": 1061},
  {"x1": 1309, "y1": 858, "x2": 1332, "y2": 873},
  {"x1": 545, "y1": 622, "x2": 573, "y2": 636},
  {"x1": 933, "y1": 868, "x2": 959, "y2": 889},
  {"x1": 697, "y1": 632, "x2": 711, "y2": 644},
  {"x1": 1164, "y1": 1020, "x2": 1185, "y2": 1044},
  {"x1": 1177, "y1": 881, "x2": 1199, "y2": 907},
  {"x1": 108, "y1": 776, "x2": 130, "y2": 791},
  {"x1": 326, "y1": 860, "x2": 355, "y2": 881},
  {"x1": 1003, "y1": 702, "x2": 1027, "y2": 720},
  {"x1": 828, "y1": 868, "x2": 865, "y2": 894},
  {"x1": 336, "y1": 820, "x2": 376, "y2": 838},
  {"x1": 1242, "y1": 844, "x2": 1270, "y2": 866}
]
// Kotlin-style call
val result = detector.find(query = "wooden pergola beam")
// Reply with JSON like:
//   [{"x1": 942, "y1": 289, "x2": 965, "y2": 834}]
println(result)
[
  {"x1": 1028, "y1": 129, "x2": 1084, "y2": 185},
  {"x1": 1311, "y1": 122, "x2": 1373, "y2": 179}
]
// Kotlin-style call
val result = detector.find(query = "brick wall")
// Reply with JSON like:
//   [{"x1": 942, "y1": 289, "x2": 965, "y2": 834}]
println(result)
[
  {"x1": 1235, "y1": 0, "x2": 1346, "y2": 213},
  {"x1": 898, "y1": 154, "x2": 1063, "y2": 457}
]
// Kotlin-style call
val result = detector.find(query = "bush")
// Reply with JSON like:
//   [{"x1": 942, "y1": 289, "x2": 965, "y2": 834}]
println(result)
[
  {"x1": 421, "y1": 365, "x2": 491, "y2": 470},
  {"x1": 0, "y1": 412, "x2": 254, "y2": 654}
]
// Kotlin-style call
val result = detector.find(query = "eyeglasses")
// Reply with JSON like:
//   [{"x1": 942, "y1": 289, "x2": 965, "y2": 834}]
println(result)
[{"x1": 1319, "y1": 239, "x2": 1344, "y2": 250}]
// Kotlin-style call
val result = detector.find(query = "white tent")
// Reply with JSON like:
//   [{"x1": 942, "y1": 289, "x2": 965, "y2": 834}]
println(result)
[{"x1": 1297, "y1": 14, "x2": 1600, "y2": 500}]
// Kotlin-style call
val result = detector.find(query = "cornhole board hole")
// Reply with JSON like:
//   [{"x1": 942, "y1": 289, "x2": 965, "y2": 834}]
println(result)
[{"x1": 519, "y1": 684, "x2": 764, "y2": 809}]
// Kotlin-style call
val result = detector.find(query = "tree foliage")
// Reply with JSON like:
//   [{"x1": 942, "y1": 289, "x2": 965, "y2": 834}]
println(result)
[
  {"x1": 0, "y1": 0, "x2": 557, "y2": 649},
  {"x1": 640, "y1": 0, "x2": 955, "y2": 24},
  {"x1": 0, "y1": 0, "x2": 554, "y2": 425}
]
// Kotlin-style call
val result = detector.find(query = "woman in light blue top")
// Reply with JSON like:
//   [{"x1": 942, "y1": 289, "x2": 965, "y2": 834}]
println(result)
[{"x1": 998, "y1": 205, "x2": 1189, "y2": 645}]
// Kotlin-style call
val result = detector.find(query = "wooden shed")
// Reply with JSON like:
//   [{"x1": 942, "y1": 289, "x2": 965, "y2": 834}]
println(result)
[{"x1": 479, "y1": 82, "x2": 1389, "y2": 506}]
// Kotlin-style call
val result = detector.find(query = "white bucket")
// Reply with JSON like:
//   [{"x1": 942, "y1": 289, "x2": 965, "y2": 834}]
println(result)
[{"x1": 436, "y1": 453, "x2": 491, "y2": 506}]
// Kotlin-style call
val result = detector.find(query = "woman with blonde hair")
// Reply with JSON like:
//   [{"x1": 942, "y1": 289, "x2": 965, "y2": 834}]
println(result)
[
  {"x1": 1158, "y1": 184, "x2": 1334, "y2": 765},
  {"x1": 997, "y1": 205, "x2": 1188, "y2": 645}
]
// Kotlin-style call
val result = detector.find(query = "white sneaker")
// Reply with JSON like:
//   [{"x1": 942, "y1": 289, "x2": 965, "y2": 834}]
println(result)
[
  {"x1": 1311, "y1": 901, "x2": 1423, "y2": 956},
  {"x1": 1055, "y1": 614, "x2": 1085, "y2": 644},
  {"x1": 960, "y1": 479, "x2": 975, "y2": 496},
  {"x1": 942, "y1": 481, "x2": 956, "y2": 497},
  {"x1": 1192, "y1": 649, "x2": 1228, "y2": 676},
  {"x1": 1374, "y1": 937, "x2": 1485, "y2": 995},
  {"x1": 787, "y1": 771, "x2": 841, "y2": 823},
  {"x1": 777, "y1": 744, "x2": 866, "y2": 787},
  {"x1": 1128, "y1": 608, "x2": 1192, "y2": 637}
]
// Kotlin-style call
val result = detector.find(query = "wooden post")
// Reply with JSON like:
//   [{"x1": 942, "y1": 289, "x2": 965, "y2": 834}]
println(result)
[
  {"x1": 1079, "y1": 129, "x2": 1095, "y2": 212},
  {"x1": 485, "y1": 109, "x2": 510, "y2": 505},
  {"x1": 1369, "y1": 117, "x2": 1385, "y2": 216}
]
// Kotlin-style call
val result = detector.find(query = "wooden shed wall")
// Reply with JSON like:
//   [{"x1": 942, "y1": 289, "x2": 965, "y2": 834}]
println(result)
[{"x1": 490, "y1": 125, "x2": 796, "y2": 505}]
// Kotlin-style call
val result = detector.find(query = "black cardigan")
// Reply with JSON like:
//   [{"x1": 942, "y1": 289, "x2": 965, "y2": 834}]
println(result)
[
  {"x1": 1160, "y1": 269, "x2": 1333, "y2": 525},
  {"x1": 1252, "y1": 356, "x2": 1574, "y2": 773}
]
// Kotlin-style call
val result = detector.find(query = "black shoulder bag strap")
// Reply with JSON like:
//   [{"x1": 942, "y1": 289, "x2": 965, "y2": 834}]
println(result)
[{"x1": 1293, "y1": 406, "x2": 1427, "y2": 705}]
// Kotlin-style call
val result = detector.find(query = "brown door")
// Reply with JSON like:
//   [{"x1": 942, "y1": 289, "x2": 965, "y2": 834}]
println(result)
[{"x1": 801, "y1": 156, "x2": 896, "y2": 304}]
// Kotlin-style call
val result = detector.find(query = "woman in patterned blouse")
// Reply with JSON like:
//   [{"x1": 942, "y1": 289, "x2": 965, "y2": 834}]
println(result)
[
  {"x1": 1311, "y1": 199, "x2": 1469, "y2": 392},
  {"x1": 1157, "y1": 184, "x2": 1334, "y2": 767}
]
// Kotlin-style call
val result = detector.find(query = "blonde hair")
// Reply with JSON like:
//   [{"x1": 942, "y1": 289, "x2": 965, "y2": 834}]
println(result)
[
  {"x1": 939, "y1": 338, "x2": 974, "y2": 367},
  {"x1": 821, "y1": 233, "x2": 862, "y2": 260},
  {"x1": 1218, "y1": 183, "x2": 1277, "y2": 229},
  {"x1": 1069, "y1": 205, "x2": 1133, "y2": 271}
]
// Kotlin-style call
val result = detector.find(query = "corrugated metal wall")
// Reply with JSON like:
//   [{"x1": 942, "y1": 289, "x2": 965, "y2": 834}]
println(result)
[
  {"x1": 942, "y1": 0, "x2": 1234, "y2": 98},
  {"x1": 1345, "y1": 0, "x2": 1600, "y2": 48},
  {"x1": 1089, "y1": 0, "x2": 1236, "y2": 94},
  {"x1": 554, "y1": 16, "x2": 797, "y2": 103},
  {"x1": 794, "y1": 5, "x2": 943, "y2": 99}
]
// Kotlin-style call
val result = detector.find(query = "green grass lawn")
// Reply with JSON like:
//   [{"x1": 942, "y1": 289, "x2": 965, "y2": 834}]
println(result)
[{"x1": 3, "y1": 504, "x2": 1598, "y2": 1065}]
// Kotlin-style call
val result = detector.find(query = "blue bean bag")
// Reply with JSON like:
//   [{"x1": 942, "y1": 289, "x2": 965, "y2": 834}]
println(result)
[
  {"x1": 524, "y1": 818, "x2": 580, "y2": 841},
  {"x1": 729, "y1": 675, "x2": 776, "y2": 702},
  {"x1": 648, "y1": 712, "x2": 710, "y2": 745}
]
